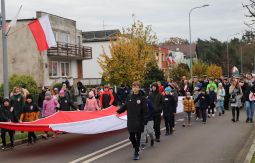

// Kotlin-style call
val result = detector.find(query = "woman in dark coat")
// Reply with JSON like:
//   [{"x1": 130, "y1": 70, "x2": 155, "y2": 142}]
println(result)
[{"x1": 117, "y1": 81, "x2": 148, "y2": 160}]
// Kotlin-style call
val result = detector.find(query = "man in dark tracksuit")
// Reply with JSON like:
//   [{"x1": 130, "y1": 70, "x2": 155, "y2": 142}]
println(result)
[
  {"x1": 117, "y1": 81, "x2": 148, "y2": 160},
  {"x1": 149, "y1": 83, "x2": 164, "y2": 142}
]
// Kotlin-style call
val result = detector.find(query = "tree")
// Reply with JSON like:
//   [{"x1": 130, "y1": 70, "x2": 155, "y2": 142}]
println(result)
[
  {"x1": 143, "y1": 64, "x2": 165, "y2": 89},
  {"x1": 0, "y1": 74, "x2": 38, "y2": 97},
  {"x1": 98, "y1": 20, "x2": 157, "y2": 86},
  {"x1": 160, "y1": 37, "x2": 188, "y2": 46},
  {"x1": 169, "y1": 63, "x2": 190, "y2": 82},
  {"x1": 207, "y1": 64, "x2": 223, "y2": 79},
  {"x1": 192, "y1": 60, "x2": 208, "y2": 78}
]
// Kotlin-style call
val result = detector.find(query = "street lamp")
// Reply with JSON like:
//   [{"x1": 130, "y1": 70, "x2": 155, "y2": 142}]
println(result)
[
  {"x1": 189, "y1": 4, "x2": 209, "y2": 79},
  {"x1": 226, "y1": 32, "x2": 240, "y2": 77}
]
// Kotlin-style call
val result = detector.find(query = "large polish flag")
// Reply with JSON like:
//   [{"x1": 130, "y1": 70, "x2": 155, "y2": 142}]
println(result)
[{"x1": 28, "y1": 15, "x2": 56, "y2": 52}]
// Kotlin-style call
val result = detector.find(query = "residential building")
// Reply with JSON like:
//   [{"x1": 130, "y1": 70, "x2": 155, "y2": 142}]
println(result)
[
  {"x1": 0, "y1": 11, "x2": 92, "y2": 87},
  {"x1": 82, "y1": 29, "x2": 120, "y2": 85}
]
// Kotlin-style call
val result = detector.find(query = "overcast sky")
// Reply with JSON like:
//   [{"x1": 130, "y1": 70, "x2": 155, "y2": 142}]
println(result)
[{"x1": 4, "y1": 0, "x2": 250, "y2": 42}]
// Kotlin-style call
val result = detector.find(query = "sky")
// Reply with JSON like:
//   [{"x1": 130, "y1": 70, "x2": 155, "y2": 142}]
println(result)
[{"x1": 3, "y1": 0, "x2": 250, "y2": 43}]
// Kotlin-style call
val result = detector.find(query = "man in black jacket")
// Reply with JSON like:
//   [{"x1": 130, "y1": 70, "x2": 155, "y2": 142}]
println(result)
[
  {"x1": 0, "y1": 98, "x2": 17, "y2": 150},
  {"x1": 223, "y1": 77, "x2": 230, "y2": 110},
  {"x1": 148, "y1": 82, "x2": 164, "y2": 142},
  {"x1": 117, "y1": 81, "x2": 148, "y2": 160}
]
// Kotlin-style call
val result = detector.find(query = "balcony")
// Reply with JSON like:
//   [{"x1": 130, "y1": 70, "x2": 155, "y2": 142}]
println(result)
[{"x1": 47, "y1": 42, "x2": 92, "y2": 60}]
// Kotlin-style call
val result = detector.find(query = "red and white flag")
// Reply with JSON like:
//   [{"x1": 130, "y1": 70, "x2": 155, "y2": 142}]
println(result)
[{"x1": 28, "y1": 15, "x2": 56, "y2": 52}]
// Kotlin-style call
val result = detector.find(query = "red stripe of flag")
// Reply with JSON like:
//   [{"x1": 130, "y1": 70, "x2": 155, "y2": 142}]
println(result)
[{"x1": 28, "y1": 19, "x2": 49, "y2": 51}]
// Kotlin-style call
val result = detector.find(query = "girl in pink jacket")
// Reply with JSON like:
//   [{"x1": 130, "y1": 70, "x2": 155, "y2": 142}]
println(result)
[
  {"x1": 84, "y1": 91, "x2": 99, "y2": 111},
  {"x1": 42, "y1": 91, "x2": 59, "y2": 117}
]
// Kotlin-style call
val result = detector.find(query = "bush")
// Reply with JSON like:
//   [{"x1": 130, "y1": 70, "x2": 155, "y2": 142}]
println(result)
[
  {"x1": 52, "y1": 82, "x2": 63, "y2": 91},
  {"x1": 207, "y1": 64, "x2": 223, "y2": 78},
  {"x1": 192, "y1": 60, "x2": 208, "y2": 78},
  {"x1": 169, "y1": 63, "x2": 190, "y2": 82},
  {"x1": 0, "y1": 74, "x2": 38, "y2": 97}
]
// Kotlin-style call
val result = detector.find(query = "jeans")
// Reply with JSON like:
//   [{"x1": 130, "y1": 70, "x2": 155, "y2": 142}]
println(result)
[
  {"x1": 186, "y1": 112, "x2": 191, "y2": 124},
  {"x1": 232, "y1": 107, "x2": 240, "y2": 121},
  {"x1": 208, "y1": 103, "x2": 215, "y2": 115},
  {"x1": 217, "y1": 100, "x2": 224, "y2": 114},
  {"x1": 246, "y1": 101, "x2": 255, "y2": 120},
  {"x1": 201, "y1": 109, "x2": 207, "y2": 122},
  {"x1": 140, "y1": 121, "x2": 155, "y2": 145}
]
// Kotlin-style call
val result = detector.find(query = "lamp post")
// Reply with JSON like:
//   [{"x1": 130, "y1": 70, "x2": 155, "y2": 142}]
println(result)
[
  {"x1": 1, "y1": 0, "x2": 9, "y2": 98},
  {"x1": 189, "y1": 4, "x2": 209, "y2": 79},
  {"x1": 226, "y1": 32, "x2": 240, "y2": 77}
]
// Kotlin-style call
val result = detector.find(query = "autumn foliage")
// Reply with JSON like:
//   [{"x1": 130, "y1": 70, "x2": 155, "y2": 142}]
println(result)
[{"x1": 98, "y1": 21, "x2": 157, "y2": 86}]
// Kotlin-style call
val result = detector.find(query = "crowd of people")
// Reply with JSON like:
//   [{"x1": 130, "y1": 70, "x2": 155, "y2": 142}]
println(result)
[{"x1": 0, "y1": 73, "x2": 254, "y2": 159}]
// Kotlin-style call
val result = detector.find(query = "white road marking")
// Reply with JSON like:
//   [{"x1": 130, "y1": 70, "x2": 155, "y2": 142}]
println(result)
[
  {"x1": 69, "y1": 139, "x2": 129, "y2": 163},
  {"x1": 82, "y1": 142, "x2": 131, "y2": 163},
  {"x1": 70, "y1": 127, "x2": 166, "y2": 163}
]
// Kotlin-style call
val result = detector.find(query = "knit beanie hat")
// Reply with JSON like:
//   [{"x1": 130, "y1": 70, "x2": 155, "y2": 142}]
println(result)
[{"x1": 165, "y1": 87, "x2": 172, "y2": 93}]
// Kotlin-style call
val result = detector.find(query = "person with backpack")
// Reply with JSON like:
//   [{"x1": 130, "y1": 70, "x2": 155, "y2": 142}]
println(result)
[
  {"x1": 140, "y1": 96, "x2": 155, "y2": 150},
  {"x1": 20, "y1": 95, "x2": 40, "y2": 145}
]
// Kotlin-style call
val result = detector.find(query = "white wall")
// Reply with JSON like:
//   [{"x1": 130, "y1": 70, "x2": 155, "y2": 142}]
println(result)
[
  {"x1": 82, "y1": 41, "x2": 111, "y2": 79},
  {"x1": 71, "y1": 60, "x2": 78, "y2": 78}
]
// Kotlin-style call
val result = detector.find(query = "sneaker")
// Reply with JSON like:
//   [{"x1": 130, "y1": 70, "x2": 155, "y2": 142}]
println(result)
[
  {"x1": 212, "y1": 114, "x2": 215, "y2": 117},
  {"x1": 165, "y1": 132, "x2": 169, "y2": 136},
  {"x1": 208, "y1": 115, "x2": 211, "y2": 118},
  {"x1": 10, "y1": 145, "x2": 14, "y2": 150},
  {"x1": 182, "y1": 124, "x2": 186, "y2": 127},
  {"x1": 246, "y1": 118, "x2": 249, "y2": 123},
  {"x1": 172, "y1": 127, "x2": 175, "y2": 131},
  {"x1": 150, "y1": 140, "x2": 154, "y2": 147},
  {"x1": 155, "y1": 138, "x2": 160, "y2": 142},
  {"x1": 1, "y1": 146, "x2": 6, "y2": 150},
  {"x1": 250, "y1": 119, "x2": 253, "y2": 123},
  {"x1": 133, "y1": 151, "x2": 140, "y2": 160},
  {"x1": 219, "y1": 113, "x2": 221, "y2": 116},
  {"x1": 222, "y1": 110, "x2": 225, "y2": 114},
  {"x1": 140, "y1": 144, "x2": 146, "y2": 150},
  {"x1": 232, "y1": 118, "x2": 235, "y2": 122},
  {"x1": 196, "y1": 117, "x2": 199, "y2": 121}
]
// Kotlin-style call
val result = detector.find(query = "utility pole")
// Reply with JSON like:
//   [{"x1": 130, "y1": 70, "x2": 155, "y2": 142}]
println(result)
[{"x1": 1, "y1": 0, "x2": 9, "y2": 98}]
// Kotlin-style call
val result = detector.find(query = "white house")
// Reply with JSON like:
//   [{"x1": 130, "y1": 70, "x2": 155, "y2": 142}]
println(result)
[{"x1": 82, "y1": 30, "x2": 120, "y2": 85}]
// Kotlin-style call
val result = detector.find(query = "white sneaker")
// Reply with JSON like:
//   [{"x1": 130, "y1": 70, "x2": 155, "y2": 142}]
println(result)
[{"x1": 212, "y1": 114, "x2": 215, "y2": 117}]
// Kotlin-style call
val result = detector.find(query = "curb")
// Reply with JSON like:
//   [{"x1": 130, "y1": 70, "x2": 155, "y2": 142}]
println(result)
[
  {"x1": 0, "y1": 133, "x2": 53, "y2": 147},
  {"x1": 235, "y1": 125, "x2": 255, "y2": 163}
]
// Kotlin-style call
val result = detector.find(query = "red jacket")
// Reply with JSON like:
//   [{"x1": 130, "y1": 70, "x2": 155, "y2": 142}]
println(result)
[{"x1": 100, "y1": 91, "x2": 114, "y2": 108}]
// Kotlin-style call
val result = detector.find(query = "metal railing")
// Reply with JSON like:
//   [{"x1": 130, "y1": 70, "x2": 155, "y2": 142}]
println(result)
[{"x1": 47, "y1": 42, "x2": 92, "y2": 60}]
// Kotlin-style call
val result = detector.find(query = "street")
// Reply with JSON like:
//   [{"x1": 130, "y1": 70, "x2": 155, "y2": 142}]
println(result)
[{"x1": 0, "y1": 110, "x2": 253, "y2": 163}]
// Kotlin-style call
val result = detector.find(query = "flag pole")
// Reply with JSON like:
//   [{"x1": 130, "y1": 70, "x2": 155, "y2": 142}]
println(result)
[{"x1": 1, "y1": 0, "x2": 9, "y2": 98}]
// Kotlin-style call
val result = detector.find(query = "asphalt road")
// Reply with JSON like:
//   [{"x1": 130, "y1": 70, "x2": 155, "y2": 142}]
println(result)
[{"x1": 0, "y1": 109, "x2": 253, "y2": 163}]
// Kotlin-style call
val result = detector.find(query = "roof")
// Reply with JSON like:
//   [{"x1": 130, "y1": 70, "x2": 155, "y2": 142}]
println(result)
[
  {"x1": 82, "y1": 29, "x2": 120, "y2": 42},
  {"x1": 162, "y1": 43, "x2": 197, "y2": 57}
]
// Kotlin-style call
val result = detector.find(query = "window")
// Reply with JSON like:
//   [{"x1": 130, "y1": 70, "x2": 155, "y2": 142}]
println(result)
[
  {"x1": 49, "y1": 61, "x2": 58, "y2": 77},
  {"x1": 77, "y1": 36, "x2": 81, "y2": 45},
  {"x1": 60, "y1": 62, "x2": 70, "y2": 77},
  {"x1": 59, "y1": 32, "x2": 70, "y2": 43}
]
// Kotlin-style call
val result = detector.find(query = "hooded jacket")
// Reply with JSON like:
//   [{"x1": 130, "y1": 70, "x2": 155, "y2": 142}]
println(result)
[
  {"x1": 148, "y1": 83, "x2": 164, "y2": 116},
  {"x1": 163, "y1": 93, "x2": 177, "y2": 117},
  {"x1": 10, "y1": 93, "x2": 24, "y2": 119},
  {"x1": 117, "y1": 92, "x2": 148, "y2": 133},
  {"x1": 20, "y1": 97, "x2": 40, "y2": 122},
  {"x1": 58, "y1": 96, "x2": 76, "y2": 111},
  {"x1": 0, "y1": 99, "x2": 17, "y2": 123}
]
